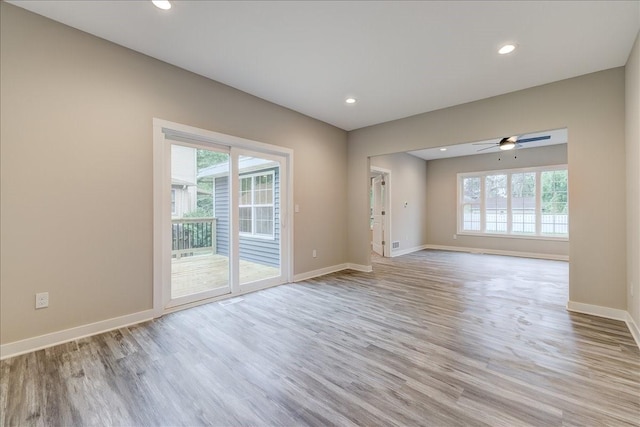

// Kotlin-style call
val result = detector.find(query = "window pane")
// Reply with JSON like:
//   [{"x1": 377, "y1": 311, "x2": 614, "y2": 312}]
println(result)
[
  {"x1": 462, "y1": 177, "x2": 481, "y2": 231},
  {"x1": 485, "y1": 174, "x2": 507, "y2": 232},
  {"x1": 541, "y1": 170, "x2": 568, "y2": 235},
  {"x1": 240, "y1": 177, "x2": 252, "y2": 205},
  {"x1": 511, "y1": 172, "x2": 536, "y2": 233},
  {"x1": 253, "y1": 174, "x2": 273, "y2": 205},
  {"x1": 239, "y1": 206, "x2": 252, "y2": 233},
  {"x1": 255, "y1": 207, "x2": 274, "y2": 236}
]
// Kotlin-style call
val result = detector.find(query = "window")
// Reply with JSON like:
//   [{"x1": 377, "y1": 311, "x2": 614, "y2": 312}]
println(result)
[
  {"x1": 511, "y1": 172, "x2": 536, "y2": 233},
  {"x1": 458, "y1": 165, "x2": 568, "y2": 239},
  {"x1": 239, "y1": 172, "x2": 275, "y2": 238},
  {"x1": 171, "y1": 189, "x2": 177, "y2": 216},
  {"x1": 461, "y1": 177, "x2": 481, "y2": 231},
  {"x1": 541, "y1": 170, "x2": 568, "y2": 235},
  {"x1": 485, "y1": 174, "x2": 507, "y2": 232}
]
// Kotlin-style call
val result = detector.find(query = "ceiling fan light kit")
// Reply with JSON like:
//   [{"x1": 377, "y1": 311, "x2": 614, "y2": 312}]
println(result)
[
  {"x1": 499, "y1": 137, "x2": 516, "y2": 150},
  {"x1": 473, "y1": 134, "x2": 551, "y2": 153}
]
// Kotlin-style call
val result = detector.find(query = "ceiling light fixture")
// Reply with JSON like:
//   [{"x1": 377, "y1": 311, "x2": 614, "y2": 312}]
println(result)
[
  {"x1": 440, "y1": 148, "x2": 447, "y2": 152},
  {"x1": 152, "y1": 0, "x2": 172, "y2": 10},
  {"x1": 345, "y1": 97, "x2": 357, "y2": 104},
  {"x1": 499, "y1": 137, "x2": 516, "y2": 150},
  {"x1": 498, "y1": 44, "x2": 517, "y2": 55}
]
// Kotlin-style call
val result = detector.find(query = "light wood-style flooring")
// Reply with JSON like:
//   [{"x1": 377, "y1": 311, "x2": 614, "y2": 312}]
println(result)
[
  {"x1": 172, "y1": 254, "x2": 280, "y2": 298},
  {"x1": 1, "y1": 250, "x2": 639, "y2": 426}
]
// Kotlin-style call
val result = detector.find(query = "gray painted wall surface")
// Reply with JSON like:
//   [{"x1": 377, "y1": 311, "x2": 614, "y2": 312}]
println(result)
[
  {"x1": 625, "y1": 31, "x2": 640, "y2": 328},
  {"x1": 0, "y1": 3, "x2": 348, "y2": 344}
]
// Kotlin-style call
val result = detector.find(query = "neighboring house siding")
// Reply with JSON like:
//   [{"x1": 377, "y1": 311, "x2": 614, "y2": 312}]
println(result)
[
  {"x1": 214, "y1": 177, "x2": 230, "y2": 256},
  {"x1": 214, "y1": 167, "x2": 280, "y2": 267},
  {"x1": 171, "y1": 186, "x2": 197, "y2": 218}
]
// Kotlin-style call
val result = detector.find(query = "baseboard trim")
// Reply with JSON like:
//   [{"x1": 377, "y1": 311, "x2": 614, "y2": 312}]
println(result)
[
  {"x1": 0, "y1": 309, "x2": 155, "y2": 360},
  {"x1": 423, "y1": 244, "x2": 569, "y2": 261},
  {"x1": 566, "y1": 301, "x2": 628, "y2": 321},
  {"x1": 391, "y1": 244, "x2": 430, "y2": 257},
  {"x1": 625, "y1": 312, "x2": 640, "y2": 349},
  {"x1": 294, "y1": 264, "x2": 351, "y2": 282},
  {"x1": 347, "y1": 263, "x2": 373, "y2": 273}
]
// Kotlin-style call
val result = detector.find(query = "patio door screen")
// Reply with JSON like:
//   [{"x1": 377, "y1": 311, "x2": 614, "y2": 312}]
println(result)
[{"x1": 154, "y1": 119, "x2": 292, "y2": 312}]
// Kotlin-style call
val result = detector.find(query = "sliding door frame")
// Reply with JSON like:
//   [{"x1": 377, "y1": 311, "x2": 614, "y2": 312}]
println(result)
[{"x1": 153, "y1": 118, "x2": 294, "y2": 316}]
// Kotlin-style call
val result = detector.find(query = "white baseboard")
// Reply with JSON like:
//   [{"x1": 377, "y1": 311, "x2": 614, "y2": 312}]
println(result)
[
  {"x1": 626, "y1": 312, "x2": 640, "y2": 349},
  {"x1": 423, "y1": 244, "x2": 569, "y2": 261},
  {"x1": 294, "y1": 264, "x2": 350, "y2": 282},
  {"x1": 293, "y1": 263, "x2": 373, "y2": 281},
  {"x1": 391, "y1": 244, "x2": 430, "y2": 257},
  {"x1": 346, "y1": 263, "x2": 373, "y2": 273},
  {"x1": 0, "y1": 309, "x2": 155, "y2": 360},
  {"x1": 566, "y1": 301, "x2": 628, "y2": 321}
]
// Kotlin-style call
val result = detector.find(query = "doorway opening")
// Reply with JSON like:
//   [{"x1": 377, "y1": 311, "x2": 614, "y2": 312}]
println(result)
[{"x1": 370, "y1": 166, "x2": 391, "y2": 257}]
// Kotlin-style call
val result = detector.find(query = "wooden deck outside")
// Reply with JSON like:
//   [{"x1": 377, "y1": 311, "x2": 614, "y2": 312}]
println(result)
[{"x1": 171, "y1": 254, "x2": 280, "y2": 298}]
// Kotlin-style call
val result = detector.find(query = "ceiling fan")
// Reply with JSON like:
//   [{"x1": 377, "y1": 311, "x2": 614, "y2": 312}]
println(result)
[{"x1": 474, "y1": 135, "x2": 551, "y2": 152}]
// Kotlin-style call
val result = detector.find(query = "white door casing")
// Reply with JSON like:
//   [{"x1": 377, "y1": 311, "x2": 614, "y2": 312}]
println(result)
[
  {"x1": 371, "y1": 174, "x2": 385, "y2": 256},
  {"x1": 153, "y1": 118, "x2": 293, "y2": 315}
]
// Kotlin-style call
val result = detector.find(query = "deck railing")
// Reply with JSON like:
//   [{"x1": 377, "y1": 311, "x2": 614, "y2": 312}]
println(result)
[{"x1": 172, "y1": 217, "x2": 216, "y2": 259}]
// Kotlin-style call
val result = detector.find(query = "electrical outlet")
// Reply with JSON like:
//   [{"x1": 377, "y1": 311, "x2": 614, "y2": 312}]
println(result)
[
  {"x1": 35, "y1": 292, "x2": 49, "y2": 309},
  {"x1": 312, "y1": 249, "x2": 317, "y2": 258},
  {"x1": 453, "y1": 234, "x2": 457, "y2": 240}
]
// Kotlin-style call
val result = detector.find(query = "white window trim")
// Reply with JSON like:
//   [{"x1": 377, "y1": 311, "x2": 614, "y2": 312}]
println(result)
[
  {"x1": 239, "y1": 170, "x2": 276, "y2": 239},
  {"x1": 457, "y1": 164, "x2": 568, "y2": 241}
]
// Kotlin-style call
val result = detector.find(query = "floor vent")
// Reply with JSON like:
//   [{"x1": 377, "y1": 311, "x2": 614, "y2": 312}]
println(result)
[{"x1": 392, "y1": 241, "x2": 400, "y2": 249}]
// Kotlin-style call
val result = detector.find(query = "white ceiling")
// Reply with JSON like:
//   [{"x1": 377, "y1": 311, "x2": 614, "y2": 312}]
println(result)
[
  {"x1": 8, "y1": 1, "x2": 640, "y2": 131},
  {"x1": 407, "y1": 128, "x2": 567, "y2": 161}
]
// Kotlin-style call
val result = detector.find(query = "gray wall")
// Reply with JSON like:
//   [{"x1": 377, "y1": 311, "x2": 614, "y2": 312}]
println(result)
[
  {"x1": 348, "y1": 68, "x2": 627, "y2": 311},
  {"x1": 0, "y1": 3, "x2": 348, "y2": 344},
  {"x1": 626, "y1": 31, "x2": 640, "y2": 327},
  {"x1": 370, "y1": 152, "x2": 429, "y2": 253},
  {"x1": 425, "y1": 144, "x2": 568, "y2": 257}
]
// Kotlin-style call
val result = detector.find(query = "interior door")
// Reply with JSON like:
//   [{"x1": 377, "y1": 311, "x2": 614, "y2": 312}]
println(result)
[{"x1": 371, "y1": 174, "x2": 385, "y2": 256}]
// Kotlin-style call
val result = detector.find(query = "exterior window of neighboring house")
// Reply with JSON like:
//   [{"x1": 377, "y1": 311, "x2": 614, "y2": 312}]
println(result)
[
  {"x1": 171, "y1": 189, "x2": 177, "y2": 216},
  {"x1": 458, "y1": 165, "x2": 568, "y2": 239},
  {"x1": 239, "y1": 172, "x2": 275, "y2": 238}
]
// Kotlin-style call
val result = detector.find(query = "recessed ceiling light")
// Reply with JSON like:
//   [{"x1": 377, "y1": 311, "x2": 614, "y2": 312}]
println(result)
[
  {"x1": 440, "y1": 148, "x2": 447, "y2": 152},
  {"x1": 498, "y1": 44, "x2": 517, "y2": 55},
  {"x1": 345, "y1": 97, "x2": 357, "y2": 104},
  {"x1": 152, "y1": 0, "x2": 172, "y2": 10}
]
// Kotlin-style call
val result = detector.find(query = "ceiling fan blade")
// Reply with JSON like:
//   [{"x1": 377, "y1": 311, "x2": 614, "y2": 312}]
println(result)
[
  {"x1": 517, "y1": 135, "x2": 551, "y2": 143},
  {"x1": 477, "y1": 145, "x2": 497, "y2": 152},
  {"x1": 472, "y1": 142, "x2": 497, "y2": 145}
]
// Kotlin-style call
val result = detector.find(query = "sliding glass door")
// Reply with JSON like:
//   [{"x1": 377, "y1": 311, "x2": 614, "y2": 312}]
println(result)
[
  {"x1": 169, "y1": 143, "x2": 231, "y2": 306},
  {"x1": 236, "y1": 152, "x2": 285, "y2": 293},
  {"x1": 155, "y1": 121, "x2": 291, "y2": 311}
]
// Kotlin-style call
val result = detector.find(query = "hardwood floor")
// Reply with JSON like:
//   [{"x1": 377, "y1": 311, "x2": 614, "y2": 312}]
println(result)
[{"x1": 1, "y1": 250, "x2": 639, "y2": 426}]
